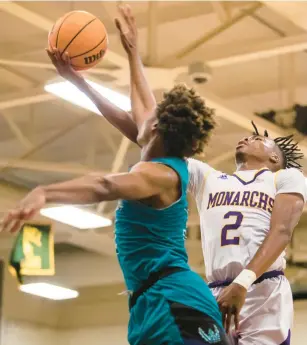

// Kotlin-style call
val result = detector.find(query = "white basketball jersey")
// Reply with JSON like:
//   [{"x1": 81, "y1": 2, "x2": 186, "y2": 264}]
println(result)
[{"x1": 188, "y1": 158, "x2": 307, "y2": 282}]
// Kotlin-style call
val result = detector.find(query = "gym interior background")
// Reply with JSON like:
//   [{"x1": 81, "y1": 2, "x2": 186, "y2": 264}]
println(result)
[{"x1": 0, "y1": 1, "x2": 306, "y2": 344}]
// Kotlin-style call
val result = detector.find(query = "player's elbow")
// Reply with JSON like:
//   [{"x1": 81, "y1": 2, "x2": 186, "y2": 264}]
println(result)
[{"x1": 86, "y1": 173, "x2": 115, "y2": 202}]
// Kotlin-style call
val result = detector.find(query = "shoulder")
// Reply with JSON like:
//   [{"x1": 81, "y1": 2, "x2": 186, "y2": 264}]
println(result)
[
  {"x1": 187, "y1": 158, "x2": 215, "y2": 176},
  {"x1": 275, "y1": 168, "x2": 305, "y2": 183},
  {"x1": 274, "y1": 168, "x2": 307, "y2": 201},
  {"x1": 130, "y1": 161, "x2": 178, "y2": 187}
]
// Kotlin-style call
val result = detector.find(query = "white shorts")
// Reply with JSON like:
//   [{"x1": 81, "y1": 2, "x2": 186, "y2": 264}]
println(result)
[{"x1": 211, "y1": 275, "x2": 293, "y2": 345}]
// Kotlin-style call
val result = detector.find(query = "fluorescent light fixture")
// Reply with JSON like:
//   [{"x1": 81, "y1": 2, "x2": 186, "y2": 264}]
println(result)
[
  {"x1": 40, "y1": 205, "x2": 112, "y2": 229},
  {"x1": 20, "y1": 283, "x2": 78, "y2": 300},
  {"x1": 45, "y1": 80, "x2": 131, "y2": 112}
]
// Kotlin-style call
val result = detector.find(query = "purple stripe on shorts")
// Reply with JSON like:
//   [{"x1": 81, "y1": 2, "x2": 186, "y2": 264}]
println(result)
[
  {"x1": 208, "y1": 270, "x2": 284, "y2": 289},
  {"x1": 280, "y1": 330, "x2": 291, "y2": 345}
]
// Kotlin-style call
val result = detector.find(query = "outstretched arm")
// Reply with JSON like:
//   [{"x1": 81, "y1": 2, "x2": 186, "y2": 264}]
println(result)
[
  {"x1": 115, "y1": 5, "x2": 157, "y2": 129},
  {"x1": 0, "y1": 162, "x2": 173, "y2": 233},
  {"x1": 46, "y1": 49, "x2": 139, "y2": 144}
]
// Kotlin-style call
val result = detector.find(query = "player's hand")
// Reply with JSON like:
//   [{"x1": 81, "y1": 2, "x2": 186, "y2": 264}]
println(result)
[
  {"x1": 46, "y1": 48, "x2": 84, "y2": 83},
  {"x1": 0, "y1": 188, "x2": 46, "y2": 233},
  {"x1": 115, "y1": 4, "x2": 138, "y2": 55},
  {"x1": 216, "y1": 283, "x2": 246, "y2": 333}
]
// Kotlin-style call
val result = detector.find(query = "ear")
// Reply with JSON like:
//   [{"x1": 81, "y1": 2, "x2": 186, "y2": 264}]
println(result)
[
  {"x1": 151, "y1": 119, "x2": 158, "y2": 132},
  {"x1": 269, "y1": 152, "x2": 279, "y2": 165}
]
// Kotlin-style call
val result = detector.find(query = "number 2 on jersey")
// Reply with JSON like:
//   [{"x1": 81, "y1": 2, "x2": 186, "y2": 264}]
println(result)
[{"x1": 221, "y1": 211, "x2": 243, "y2": 246}]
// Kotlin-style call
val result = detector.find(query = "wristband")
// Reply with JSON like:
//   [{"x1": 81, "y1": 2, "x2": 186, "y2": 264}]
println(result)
[{"x1": 233, "y1": 269, "x2": 257, "y2": 290}]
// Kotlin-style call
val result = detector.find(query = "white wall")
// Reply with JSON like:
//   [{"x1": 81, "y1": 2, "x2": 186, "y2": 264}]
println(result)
[
  {"x1": 292, "y1": 301, "x2": 307, "y2": 344},
  {"x1": 2, "y1": 321, "x2": 59, "y2": 345},
  {"x1": 1, "y1": 322, "x2": 128, "y2": 345},
  {"x1": 62, "y1": 326, "x2": 128, "y2": 345},
  {"x1": 2, "y1": 305, "x2": 307, "y2": 345}
]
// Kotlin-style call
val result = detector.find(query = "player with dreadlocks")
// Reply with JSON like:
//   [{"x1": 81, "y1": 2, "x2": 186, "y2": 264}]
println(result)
[
  {"x1": 45, "y1": 5, "x2": 306, "y2": 344},
  {"x1": 187, "y1": 120, "x2": 306, "y2": 345},
  {"x1": 251, "y1": 121, "x2": 303, "y2": 169}
]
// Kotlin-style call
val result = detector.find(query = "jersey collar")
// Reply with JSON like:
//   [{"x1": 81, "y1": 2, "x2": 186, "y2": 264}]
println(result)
[{"x1": 232, "y1": 168, "x2": 270, "y2": 185}]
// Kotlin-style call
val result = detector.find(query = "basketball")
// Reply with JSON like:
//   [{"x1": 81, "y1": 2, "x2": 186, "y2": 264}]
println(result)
[{"x1": 48, "y1": 11, "x2": 108, "y2": 70}]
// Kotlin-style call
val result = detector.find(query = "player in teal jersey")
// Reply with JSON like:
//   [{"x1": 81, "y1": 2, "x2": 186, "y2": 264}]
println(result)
[
  {"x1": 0, "y1": 83, "x2": 228, "y2": 344},
  {"x1": 1, "y1": 71, "x2": 229, "y2": 345}
]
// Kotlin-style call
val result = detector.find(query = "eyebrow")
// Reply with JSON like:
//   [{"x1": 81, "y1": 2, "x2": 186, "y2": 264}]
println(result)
[{"x1": 250, "y1": 135, "x2": 263, "y2": 139}]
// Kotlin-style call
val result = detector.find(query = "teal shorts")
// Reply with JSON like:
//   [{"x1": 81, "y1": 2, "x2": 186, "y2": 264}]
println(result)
[{"x1": 127, "y1": 285, "x2": 227, "y2": 345}]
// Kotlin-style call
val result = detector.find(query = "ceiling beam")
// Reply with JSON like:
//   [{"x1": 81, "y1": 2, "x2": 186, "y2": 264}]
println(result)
[
  {"x1": 0, "y1": 1, "x2": 127, "y2": 69},
  {"x1": 204, "y1": 33, "x2": 307, "y2": 68},
  {"x1": 0, "y1": 158, "x2": 101, "y2": 175},
  {"x1": 0, "y1": 67, "x2": 33, "y2": 89},
  {"x1": 0, "y1": 58, "x2": 121, "y2": 77},
  {"x1": 262, "y1": 2, "x2": 307, "y2": 31},
  {"x1": 0, "y1": 115, "x2": 95, "y2": 176},
  {"x1": 161, "y1": 2, "x2": 262, "y2": 66},
  {"x1": 211, "y1": 1, "x2": 231, "y2": 23},
  {"x1": 2, "y1": 31, "x2": 307, "y2": 80},
  {"x1": 0, "y1": 92, "x2": 55, "y2": 111},
  {"x1": 2, "y1": 115, "x2": 33, "y2": 149},
  {"x1": 0, "y1": 1, "x2": 53, "y2": 30},
  {"x1": 197, "y1": 88, "x2": 307, "y2": 159}
]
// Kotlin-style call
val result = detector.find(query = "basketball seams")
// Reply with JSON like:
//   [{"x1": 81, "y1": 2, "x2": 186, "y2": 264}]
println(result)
[
  {"x1": 49, "y1": 11, "x2": 107, "y2": 70},
  {"x1": 60, "y1": 18, "x2": 97, "y2": 57},
  {"x1": 54, "y1": 11, "x2": 76, "y2": 49},
  {"x1": 70, "y1": 35, "x2": 107, "y2": 59}
]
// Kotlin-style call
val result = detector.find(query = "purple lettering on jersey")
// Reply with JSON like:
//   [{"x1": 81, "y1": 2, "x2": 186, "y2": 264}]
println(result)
[
  {"x1": 258, "y1": 192, "x2": 269, "y2": 211},
  {"x1": 207, "y1": 193, "x2": 218, "y2": 209},
  {"x1": 221, "y1": 211, "x2": 243, "y2": 246},
  {"x1": 207, "y1": 190, "x2": 273, "y2": 212},
  {"x1": 250, "y1": 191, "x2": 259, "y2": 207},
  {"x1": 267, "y1": 197, "x2": 274, "y2": 213},
  {"x1": 230, "y1": 192, "x2": 240, "y2": 206},
  {"x1": 240, "y1": 191, "x2": 250, "y2": 206},
  {"x1": 216, "y1": 192, "x2": 225, "y2": 206},
  {"x1": 224, "y1": 192, "x2": 235, "y2": 206}
]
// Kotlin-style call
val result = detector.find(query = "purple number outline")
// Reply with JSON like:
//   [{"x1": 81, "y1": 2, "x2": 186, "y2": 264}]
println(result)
[{"x1": 221, "y1": 211, "x2": 243, "y2": 246}]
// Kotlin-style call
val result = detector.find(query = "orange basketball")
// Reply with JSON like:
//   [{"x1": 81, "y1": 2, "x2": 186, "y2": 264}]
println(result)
[{"x1": 48, "y1": 11, "x2": 108, "y2": 70}]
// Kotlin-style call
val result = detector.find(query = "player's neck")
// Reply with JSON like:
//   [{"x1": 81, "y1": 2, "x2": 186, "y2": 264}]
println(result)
[
  {"x1": 140, "y1": 136, "x2": 166, "y2": 161},
  {"x1": 236, "y1": 161, "x2": 268, "y2": 171}
]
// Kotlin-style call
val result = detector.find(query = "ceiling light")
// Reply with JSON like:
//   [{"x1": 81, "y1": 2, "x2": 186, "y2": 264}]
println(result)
[
  {"x1": 44, "y1": 80, "x2": 131, "y2": 112},
  {"x1": 20, "y1": 283, "x2": 78, "y2": 300},
  {"x1": 40, "y1": 205, "x2": 112, "y2": 229}
]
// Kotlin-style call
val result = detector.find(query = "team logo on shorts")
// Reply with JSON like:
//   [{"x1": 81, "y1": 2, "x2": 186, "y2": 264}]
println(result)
[{"x1": 198, "y1": 325, "x2": 221, "y2": 344}]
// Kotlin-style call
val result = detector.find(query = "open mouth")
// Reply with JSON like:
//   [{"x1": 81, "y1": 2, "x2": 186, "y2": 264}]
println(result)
[{"x1": 236, "y1": 142, "x2": 247, "y2": 150}]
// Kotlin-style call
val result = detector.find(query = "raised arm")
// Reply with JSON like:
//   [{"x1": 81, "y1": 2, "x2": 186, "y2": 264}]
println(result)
[
  {"x1": 0, "y1": 162, "x2": 174, "y2": 233},
  {"x1": 115, "y1": 5, "x2": 157, "y2": 129},
  {"x1": 46, "y1": 49, "x2": 139, "y2": 144}
]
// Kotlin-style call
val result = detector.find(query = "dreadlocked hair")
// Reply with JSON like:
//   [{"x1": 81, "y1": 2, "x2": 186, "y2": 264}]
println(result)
[
  {"x1": 251, "y1": 121, "x2": 303, "y2": 169},
  {"x1": 156, "y1": 84, "x2": 216, "y2": 157}
]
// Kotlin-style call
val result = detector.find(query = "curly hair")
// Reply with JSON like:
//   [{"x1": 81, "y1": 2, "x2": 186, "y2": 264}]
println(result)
[
  {"x1": 251, "y1": 121, "x2": 303, "y2": 169},
  {"x1": 156, "y1": 84, "x2": 216, "y2": 157}
]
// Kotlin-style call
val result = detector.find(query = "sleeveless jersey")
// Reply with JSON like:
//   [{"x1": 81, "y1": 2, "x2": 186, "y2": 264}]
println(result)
[
  {"x1": 115, "y1": 157, "x2": 222, "y2": 326},
  {"x1": 188, "y1": 158, "x2": 307, "y2": 283}
]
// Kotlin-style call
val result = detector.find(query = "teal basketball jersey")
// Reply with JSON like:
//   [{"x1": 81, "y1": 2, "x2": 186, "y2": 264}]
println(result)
[{"x1": 115, "y1": 157, "x2": 222, "y2": 329}]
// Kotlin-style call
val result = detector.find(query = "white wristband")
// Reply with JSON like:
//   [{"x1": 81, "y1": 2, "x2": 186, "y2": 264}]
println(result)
[{"x1": 233, "y1": 269, "x2": 257, "y2": 290}]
